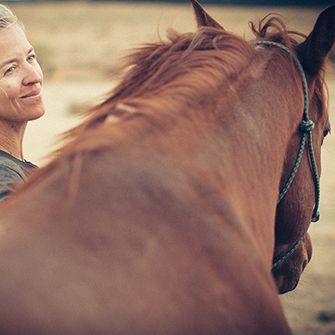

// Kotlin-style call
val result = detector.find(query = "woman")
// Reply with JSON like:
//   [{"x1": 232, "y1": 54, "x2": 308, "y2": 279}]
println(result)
[{"x1": 0, "y1": 4, "x2": 45, "y2": 201}]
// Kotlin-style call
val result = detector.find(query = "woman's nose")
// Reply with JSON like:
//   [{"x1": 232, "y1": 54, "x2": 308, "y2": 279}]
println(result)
[{"x1": 22, "y1": 63, "x2": 43, "y2": 86}]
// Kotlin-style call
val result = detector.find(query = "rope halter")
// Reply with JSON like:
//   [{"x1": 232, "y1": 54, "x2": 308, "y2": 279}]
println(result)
[{"x1": 255, "y1": 41, "x2": 321, "y2": 270}]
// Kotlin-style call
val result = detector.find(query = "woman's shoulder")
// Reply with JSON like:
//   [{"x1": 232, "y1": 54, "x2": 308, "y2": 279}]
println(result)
[
  {"x1": 0, "y1": 150, "x2": 36, "y2": 180},
  {"x1": 0, "y1": 151, "x2": 36, "y2": 202},
  {"x1": 0, "y1": 156, "x2": 25, "y2": 181}
]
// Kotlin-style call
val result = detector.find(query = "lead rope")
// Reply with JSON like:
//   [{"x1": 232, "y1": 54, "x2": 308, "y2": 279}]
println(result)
[{"x1": 255, "y1": 41, "x2": 321, "y2": 270}]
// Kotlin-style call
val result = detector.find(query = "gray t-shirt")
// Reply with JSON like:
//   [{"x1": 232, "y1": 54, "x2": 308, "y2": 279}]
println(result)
[{"x1": 0, "y1": 150, "x2": 36, "y2": 202}]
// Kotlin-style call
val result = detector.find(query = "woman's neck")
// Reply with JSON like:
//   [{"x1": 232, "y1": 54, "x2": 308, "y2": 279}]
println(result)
[{"x1": 0, "y1": 121, "x2": 27, "y2": 161}]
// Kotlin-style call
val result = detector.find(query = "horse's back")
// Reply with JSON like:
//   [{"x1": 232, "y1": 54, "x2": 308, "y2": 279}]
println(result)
[{"x1": 0, "y1": 149, "x2": 290, "y2": 335}]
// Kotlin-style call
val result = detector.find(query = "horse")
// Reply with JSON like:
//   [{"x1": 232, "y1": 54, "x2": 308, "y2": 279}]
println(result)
[{"x1": 0, "y1": 1, "x2": 333, "y2": 334}]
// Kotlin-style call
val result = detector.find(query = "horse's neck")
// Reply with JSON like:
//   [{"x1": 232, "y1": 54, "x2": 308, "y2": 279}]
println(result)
[
  {"x1": 58, "y1": 53, "x2": 301, "y2": 269},
  {"x1": 182, "y1": 57, "x2": 303, "y2": 263},
  {"x1": 98, "y1": 55, "x2": 301, "y2": 261}
]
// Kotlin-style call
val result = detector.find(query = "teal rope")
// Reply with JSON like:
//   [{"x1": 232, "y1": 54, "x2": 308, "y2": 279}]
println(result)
[
  {"x1": 277, "y1": 134, "x2": 307, "y2": 203},
  {"x1": 256, "y1": 41, "x2": 321, "y2": 269},
  {"x1": 256, "y1": 40, "x2": 320, "y2": 221},
  {"x1": 272, "y1": 235, "x2": 305, "y2": 270},
  {"x1": 307, "y1": 129, "x2": 321, "y2": 222}
]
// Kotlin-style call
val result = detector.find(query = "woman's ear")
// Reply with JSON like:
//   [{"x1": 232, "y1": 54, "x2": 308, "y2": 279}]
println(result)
[
  {"x1": 296, "y1": 5, "x2": 335, "y2": 78},
  {"x1": 190, "y1": 0, "x2": 225, "y2": 30}
]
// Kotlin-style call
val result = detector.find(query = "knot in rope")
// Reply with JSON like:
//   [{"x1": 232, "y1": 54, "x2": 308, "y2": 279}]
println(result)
[{"x1": 300, "y1": 119, "x2": 315, "y2": 133}]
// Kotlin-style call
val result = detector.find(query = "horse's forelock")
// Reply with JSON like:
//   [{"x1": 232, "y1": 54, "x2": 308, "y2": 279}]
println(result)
[
  {"x1": 251, "y1": 14, "x2": 328, "y2": 120},
  {"x1": 249, "y1": 14, "x2": 306, "y2": 48}
]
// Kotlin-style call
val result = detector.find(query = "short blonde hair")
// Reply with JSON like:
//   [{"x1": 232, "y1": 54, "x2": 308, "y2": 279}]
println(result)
[{"x1": 0, "y1": 4, "x2": 23, "y2": 30}]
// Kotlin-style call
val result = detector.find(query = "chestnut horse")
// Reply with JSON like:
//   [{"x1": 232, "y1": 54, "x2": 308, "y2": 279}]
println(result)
[{"x1": 0, "y1": 2, "x2": 333, "y2": 334}]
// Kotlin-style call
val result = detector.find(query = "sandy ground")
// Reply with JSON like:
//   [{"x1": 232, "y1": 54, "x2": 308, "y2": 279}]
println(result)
[{"x1": 7, "y1": 2, "x2": 335, "y2": 334}]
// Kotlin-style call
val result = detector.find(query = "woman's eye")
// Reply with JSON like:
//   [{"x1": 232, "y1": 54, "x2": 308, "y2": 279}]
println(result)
[
  {"x1": 4, "y1": 66, "x2": 16, "y2": 75},
  {"x1": 323, "y1": 128, "x2": 331, "y2": 138},
  {"x1": 27, "y1": 54, "x2": 36, "y2": 62},
  {"x1": 323, "y1": 121, "x2": 331, "y2": 138}
]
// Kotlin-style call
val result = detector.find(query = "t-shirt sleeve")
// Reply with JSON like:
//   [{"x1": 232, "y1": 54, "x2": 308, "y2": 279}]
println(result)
[{"x1": 0, "y1": 165, "x2": 24, "y2": 202}]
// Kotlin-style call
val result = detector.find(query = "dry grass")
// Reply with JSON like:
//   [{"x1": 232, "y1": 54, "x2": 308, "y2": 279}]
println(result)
[{"x1": 10, "y1": 2, "x2": 329, "y2": 81}]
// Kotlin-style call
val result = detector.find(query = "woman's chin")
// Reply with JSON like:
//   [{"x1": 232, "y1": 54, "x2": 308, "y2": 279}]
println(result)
[{"x1": 27, "y1": 106, "x2": 45, "y2": 121}]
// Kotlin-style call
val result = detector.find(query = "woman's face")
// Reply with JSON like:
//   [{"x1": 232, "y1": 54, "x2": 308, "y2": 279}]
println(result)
[{"x1": 0, "y1": 24, "x2": 44, "y2": 123}]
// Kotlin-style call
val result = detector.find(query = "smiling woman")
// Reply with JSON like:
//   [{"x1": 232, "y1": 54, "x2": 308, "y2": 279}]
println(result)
[{"x1": 0, "y1": 3, "x2": 45, "y2": 201}]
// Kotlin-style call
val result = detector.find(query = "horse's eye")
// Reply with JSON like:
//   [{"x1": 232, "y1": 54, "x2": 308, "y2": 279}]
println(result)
[{"x1": 323, "y1": 125, "x2": 331, "y2": 138}]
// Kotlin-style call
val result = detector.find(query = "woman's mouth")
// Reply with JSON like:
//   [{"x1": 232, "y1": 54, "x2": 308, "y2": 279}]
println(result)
[
  {"x1": 19, "y1": 90, "x2": 41, "y2": 101},
  {"x1": 20, "y1": 90, "x2": 41, "y2": 99}
]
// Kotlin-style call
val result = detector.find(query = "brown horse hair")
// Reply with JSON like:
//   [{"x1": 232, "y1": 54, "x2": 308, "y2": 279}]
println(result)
[
  {"x1": 16, "y1": 14, "x2": 328, "y2": 195},
  {"x1": 249, "y1": 14, "x2": 328, "y2": 118}
]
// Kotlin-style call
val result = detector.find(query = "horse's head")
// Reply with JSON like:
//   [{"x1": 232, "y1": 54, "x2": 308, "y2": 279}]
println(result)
[
  {"x1": 190, "y1": 0, "x2": 334, "y2": 294},
  {"x1": 269, "y1": 6, "x2": 334, "y2": 294}
]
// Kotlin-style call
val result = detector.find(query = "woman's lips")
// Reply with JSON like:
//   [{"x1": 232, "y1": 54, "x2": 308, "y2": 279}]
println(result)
[
  {"x1": 20, "y1": 90, "x2": 41, "y2": 99},
  {"x1": 19, "y1": 90, "x2": 42, "y2": 102}
]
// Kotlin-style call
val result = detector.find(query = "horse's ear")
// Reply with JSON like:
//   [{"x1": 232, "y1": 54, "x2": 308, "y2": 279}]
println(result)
[
  {"x1": 296, "y1": 5, "x2": 335, "y2": 78},
  {"x1": 190, "y1": 0, "x2": 225, "y2": 30}
]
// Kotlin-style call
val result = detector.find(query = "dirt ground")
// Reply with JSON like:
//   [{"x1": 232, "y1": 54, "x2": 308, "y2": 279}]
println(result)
[{"x1": 8, "y1": 2, "x2": 335, "y2": 334}]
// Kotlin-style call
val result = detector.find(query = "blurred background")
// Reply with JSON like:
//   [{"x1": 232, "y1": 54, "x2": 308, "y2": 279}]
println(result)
[{"x1": 3, "y1": 1, "x2": 335, "y2": 334}]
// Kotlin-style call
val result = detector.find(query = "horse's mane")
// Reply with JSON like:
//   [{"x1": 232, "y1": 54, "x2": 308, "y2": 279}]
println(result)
[
  {"x1": 18, "y1": 15, "x2": 328, "y2": 192},
  {"x1": 58, "y1": 26, "x2": 254, "y2": 152}
]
